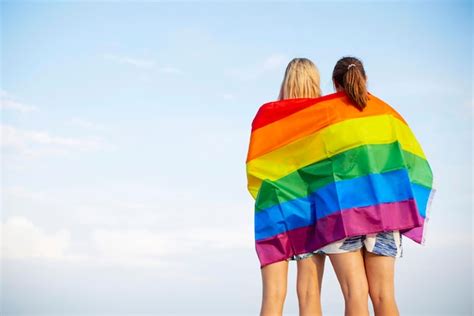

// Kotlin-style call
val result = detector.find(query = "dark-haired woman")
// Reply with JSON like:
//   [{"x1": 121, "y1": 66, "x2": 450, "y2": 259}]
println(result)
[{"x1": 315, "y1": 56, "x2": 401, "y2": 316}]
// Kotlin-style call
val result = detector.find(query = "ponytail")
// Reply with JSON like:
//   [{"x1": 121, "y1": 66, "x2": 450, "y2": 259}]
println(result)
[{"x1": 332, "y1": 57, "x2": 368, "y2": 110}]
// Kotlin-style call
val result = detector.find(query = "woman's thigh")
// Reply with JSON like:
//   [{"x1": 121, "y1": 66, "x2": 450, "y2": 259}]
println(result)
[
  {"x1": 261, "y1": 260, "x2": 289, "y2": 296},
  {"x1": 363, "y1": 249, "x2": 396, "y2": 295},
  {"x1": 327, "y1": 248, "x2": 368, "y2": 298}
]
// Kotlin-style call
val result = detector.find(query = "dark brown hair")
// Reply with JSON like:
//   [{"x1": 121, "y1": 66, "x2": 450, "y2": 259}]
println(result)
[{"x1": 332, "y1": 56, "x2": 368, "y2": 110}]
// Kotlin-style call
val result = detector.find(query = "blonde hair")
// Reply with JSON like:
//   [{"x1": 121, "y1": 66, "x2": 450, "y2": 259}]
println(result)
[{"x1": 278, "y1": 58, "x2": 321, "y2": 100}]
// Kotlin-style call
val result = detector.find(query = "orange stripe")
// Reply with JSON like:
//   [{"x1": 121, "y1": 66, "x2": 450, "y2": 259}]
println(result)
[{"x1": 246, "y1": 94, "x2": 407, "y2": 163}]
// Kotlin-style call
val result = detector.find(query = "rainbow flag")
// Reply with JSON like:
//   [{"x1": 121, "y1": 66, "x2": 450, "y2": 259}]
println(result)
[{"x1": 245, "y1": 91, "x2": 436, "y2": 268}]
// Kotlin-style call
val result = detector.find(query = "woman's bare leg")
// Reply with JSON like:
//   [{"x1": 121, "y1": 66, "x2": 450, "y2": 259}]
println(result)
[
  {"x1": 364, "y1": 250, "x2": 400, "y2": 316},
  {"x1": 328, "y1": 248, "x2": 369, "y2": 316},
  {"x1": 260, "y1": 260, "x2": 289, "y2": 316},
  {"x1": 296, "y1": 254, "x2": 326, "y2": 316}
]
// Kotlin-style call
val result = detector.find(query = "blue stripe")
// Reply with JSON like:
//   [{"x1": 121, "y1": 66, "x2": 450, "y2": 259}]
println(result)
[
  {"x1": 412, "y1": 183, "x2": 431, "y2": 218},
  {"x1": 254, "y1": 168, "x2": 415, "y2": 240}
]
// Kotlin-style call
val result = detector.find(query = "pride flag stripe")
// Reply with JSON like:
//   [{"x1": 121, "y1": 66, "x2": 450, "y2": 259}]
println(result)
[
  {"x1": 255, "y1": 199, "x2": 423, "y2": 268},
  {"x1": 255, "y1": 141, "x2": 432, "y2": 211},
  {"x1": 251, "y1": 92, "x2": 345, "y2": 131},
  {"x1": 247, "y1": 114, "x2": 426, "y2": 199},
  {"x1": 255, "y1": 181, "x2": 431, "y2": 242},
  {"x1": 255, "y1": 168, "x2": 428, "y2": 240},
  {"x1": 247, "y1": 94, "x2": 406, "y2": 162}
]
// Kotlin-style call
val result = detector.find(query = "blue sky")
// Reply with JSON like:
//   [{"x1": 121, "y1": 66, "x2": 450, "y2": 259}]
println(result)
[{"x1": 1, "y1": 1, "x2": 472, "y2": 315}]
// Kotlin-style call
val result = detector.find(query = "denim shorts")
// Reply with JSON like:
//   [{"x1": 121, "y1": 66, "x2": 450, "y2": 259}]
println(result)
[{"x1": 287, "y1": 230, "x2": 403, "y2": 261}]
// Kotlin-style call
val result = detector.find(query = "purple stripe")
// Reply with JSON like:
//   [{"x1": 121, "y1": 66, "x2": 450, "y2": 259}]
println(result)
[
  {"x1": 255, "y1": 199, "x2": 424, "y2": 268},
  {"x1": 401, "y1": 225, "x2": 424, "y2": 243}
]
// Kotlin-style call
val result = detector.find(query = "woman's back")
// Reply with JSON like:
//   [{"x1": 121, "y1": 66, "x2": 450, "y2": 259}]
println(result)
[{"x1": 246, "y1": 90, "x2": 434, "y2": 267}]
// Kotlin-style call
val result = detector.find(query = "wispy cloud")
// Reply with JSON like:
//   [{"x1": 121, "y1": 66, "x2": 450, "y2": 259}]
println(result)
[
  {"x1": 66, "y1": 117, "x2": 108, "y2": 131},
  {"x1": 102, "y1": 53, "x2": 156, "y2": 69},
  {"x1": 1, "y1": 124, "x2": 112, "y2": 158},
  {"x1": 226, "y1": 53, "x2": 288, "y2": 81},
  {"x1": 221, "y1": 93, "x2": 236, "y2": 100},
  {"x1": 0, "y1": 214, "x2": 252, "y2": 268},
  {"x1": 3, "y1": 186, "x2": 55, "y2": 203},
  {"x1": 90, "y1": 226, "x2": 252, "y2": 267},
  {"x1": 262, "y1": 53, "x2": 288, "y2": 71},
  {"x1": 102, "y1": 53, "x2": 183, "y2": 74},
  {"x1": 0, "y1": 216, "x2": 78, "y2": 261},
  {"x1": 91, "y1": 228, "x2": 176, "y2": 267},
  {"x1": 158, "y1": 66, "x2": 183, "y2": 75},
  {"x1": 0, "y1": 90, "x2": 38, "y2": 113}
]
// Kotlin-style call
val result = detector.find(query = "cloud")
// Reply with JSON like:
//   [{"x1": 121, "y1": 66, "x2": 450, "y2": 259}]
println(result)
[
  {"x1": 158, "y1": 66, "x2": 183, "y2": 74},
  {"x1": 222, "y1": 93, "x2": 236, "y2": 100},
  {"x1": 91, "y1": 228, "x2": 175, "y2": 267},
  {"x1": 3, "y1": 186, "x2": 55, "y2": 204},
  {"x1": 226, "y1": 53, "x2": 289, "y2": 81},
  {"x1": 89, "y1": 226, "x2": 253, "y2": 268},
  {"x1": 102, "y1": 53, "x2": 156, "y2": 68},
  {"x1": 1, "y1": 124, "x2": 112, "y2": 158},
  {"x1": 181, "y1": 227, "x2": 253, "y2": 250},
  {"x1": 102, "y1": 53, "x2": 183, "y2": 74},
  {"x1": 0, "y1": 213, "x2": 251, "y2": 268},
  {"x1": 66, "y1": 117, "x2": 108, "y2": 131},
  {"x1": 0, "y1": 90, "x2": 38, "y2": 113},
  {"x1": 0, "y1": 216, "x2": 78, "y2": 261},
  {"x1": 262, "y1": 53, "x2": 288, "y2": 71}
]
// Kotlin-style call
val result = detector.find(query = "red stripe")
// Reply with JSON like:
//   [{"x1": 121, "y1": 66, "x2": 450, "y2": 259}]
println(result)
[
  {"x1": 251, "y1": 91, "x2": 346, "y2": 131},
  {"x1": 255, "y1": 199, "x2": 424, "y2": 269}
]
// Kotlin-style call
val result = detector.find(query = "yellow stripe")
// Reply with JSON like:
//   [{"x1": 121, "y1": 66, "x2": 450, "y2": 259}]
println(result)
[{"x1": 246, "y1": 115, "x2": 426, "y2": 199}]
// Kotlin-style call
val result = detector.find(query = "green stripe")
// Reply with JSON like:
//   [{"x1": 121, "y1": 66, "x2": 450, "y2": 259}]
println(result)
[{"x1": 255, "y1": 141, "x2": 433, "y2": 212}]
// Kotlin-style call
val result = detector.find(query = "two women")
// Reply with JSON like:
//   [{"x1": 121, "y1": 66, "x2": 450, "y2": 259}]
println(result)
[{"x1": 246, "y1": 56, "x2": 433, "y2": 315}]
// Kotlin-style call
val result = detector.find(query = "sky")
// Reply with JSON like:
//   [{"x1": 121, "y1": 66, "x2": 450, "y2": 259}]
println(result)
[{"x1": 0, "y1": 1, "x2": 472, "y2": 315}]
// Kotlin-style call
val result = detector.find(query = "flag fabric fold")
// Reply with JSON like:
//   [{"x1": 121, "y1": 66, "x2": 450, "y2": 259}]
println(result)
[{"x1": 245, "y1": 91, "x2": 436, "y2": 268}]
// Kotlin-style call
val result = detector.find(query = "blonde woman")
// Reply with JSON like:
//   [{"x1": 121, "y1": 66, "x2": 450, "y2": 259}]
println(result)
[{"x1": 260, "y1": 58, "x2": 326, "y2": 316}]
